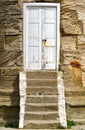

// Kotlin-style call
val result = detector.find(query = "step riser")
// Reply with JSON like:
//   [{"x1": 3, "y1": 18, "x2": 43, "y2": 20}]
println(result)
[
  {"x1": 26, "y1": 88, "x2": 58, "y2": 95},
  {"x1": 25, "y1": 105, "x2": 58, "y2": 112},
  {"x1": 25, "y1": 113, "x2": 58, "y2": 120},
  {"x1": 26, "y1": 96, "x2": 58, "y2": 103},
  {"x1": 27, "y1": 80, "x2": 57, "y2": 87},
  {"x1": 27, "y1": 72, "x2": 57, "y2": 79},
  {"x1": 24, "y1": 122, "x2": 60, "y2": 129}
]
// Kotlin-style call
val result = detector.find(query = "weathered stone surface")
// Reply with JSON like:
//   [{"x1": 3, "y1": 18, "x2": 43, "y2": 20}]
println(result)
[
  {"x1": 5, "y1": 5, "x2": 22, "y2": 15},
  {"x1": 61, "y1": 8, "x2": 77, "y2": 20},
  {"x1": 76, "y1": 0, "x2": 85, "y2": 6},
  {"x1": 61, "y1": 50, "x2": 80, "y2": 64},
  {"x1": 79, "y1": 51, "x2": 85, "y2": 66},
  {"x1": 61, "y1": 0, "x2": 75, "y2": 5},
  {"x1": 5, "y1": 35, "x2": 22, "y2": 50},
  {"x1": 61, "y1": 19, "x2": 83, "y2": 35},
  {"x1": 0, "y1": 0, "x2": 18, "y2": 5},
  {"x1": 61, "y1": 36, "x2": 76, "y2": 50},
  {"x1": 77, "y1": 5, "x2": 85, "y2": 20},
  {"x1": 0, "y1": 35, "x2": 5, "y2": 50},
  {"x1": 5, "y1": 17, "x2": 19, "y2": 35},
  {"x1": 83, "y1": 21, "x2": 85, "y2": 35},
  {"x1": 0, "y1": 51, "x2": 23, "y2": 67},
  {"x1": 77, "y1": 35, "x2": 85, "y2": 50}
]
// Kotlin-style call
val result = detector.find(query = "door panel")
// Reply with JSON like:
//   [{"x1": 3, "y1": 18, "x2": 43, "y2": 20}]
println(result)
[
  {"x1": 28, "y1": 7, "x2": 41, "y2": 69},
  {"x1": 42, "y1": 8, "x2": 56, "y2": 69}
]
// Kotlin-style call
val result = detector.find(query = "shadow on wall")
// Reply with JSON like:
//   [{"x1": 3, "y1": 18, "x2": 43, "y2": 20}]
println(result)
[{"x1": 0, "y1": 71, "x2": 20, "y2": 128}]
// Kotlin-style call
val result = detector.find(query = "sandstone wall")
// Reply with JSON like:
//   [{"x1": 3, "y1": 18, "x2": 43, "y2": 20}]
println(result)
[
  {"x1": 61, "y1": 0, "x2": 85, "y2": 89},
  {"x1": 61, "y1": 0, "x2": 85, "y2": 121},
  {"x1": 0, "y1": 0, "x2": 85, "y2": 127}
]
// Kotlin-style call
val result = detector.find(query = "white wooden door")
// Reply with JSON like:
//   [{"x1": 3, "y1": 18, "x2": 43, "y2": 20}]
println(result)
[{"x1": 25, "y1": 6, "x2": 57, "y2": 70}]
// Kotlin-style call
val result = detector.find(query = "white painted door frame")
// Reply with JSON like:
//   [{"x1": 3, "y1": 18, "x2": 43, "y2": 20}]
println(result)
[{"x1": 23, "y1": 3, "x2": 60, "y2": 71}]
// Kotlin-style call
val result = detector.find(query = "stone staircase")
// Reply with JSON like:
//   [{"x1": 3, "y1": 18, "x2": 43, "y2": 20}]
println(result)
[{"x1": 24, "y1": 71, "x2": 60, "y2": 129}]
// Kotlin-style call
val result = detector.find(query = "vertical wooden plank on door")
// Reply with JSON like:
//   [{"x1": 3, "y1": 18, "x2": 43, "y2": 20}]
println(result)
[
  {"x1": 27, "y1": 7, "x2": 41, "y2": 70},
  {"x1": 42, "y1": 7, "x2": 56, "y2": 69}
]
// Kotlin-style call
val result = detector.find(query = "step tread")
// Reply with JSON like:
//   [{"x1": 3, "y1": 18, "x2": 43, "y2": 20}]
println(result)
[
  {"x1": 25, "y1": 103, "x2": 58, "y2": 106},
  {"x1": 27, "y1": 78, "x2": 57, "y2": 82},
  {"x1": 27, "y1": 86, "x2": 57, "y2": 88},
  {"x1": 25, "y1": 120, "x2": 60, "y2": 124},
  {"x1": 26, "y1": 95, "x2": 58, "y2": 97},
  {"x1": 25, "y1": 111, "x2": 58, "y2": 114}
]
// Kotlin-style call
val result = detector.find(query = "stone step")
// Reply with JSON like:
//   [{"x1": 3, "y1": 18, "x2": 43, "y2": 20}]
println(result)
[
  {"x1": 27, "y1": 79, "x2": 57, "y2": 87},
  {"x1": 66, "y1": 96, "x2": 85, "y2": 107},
  {"x1": 25, "y1": 111, "x2": 58, "y2": 120},
  {"x1": 24, "y1": 120, "x2": 60, "y2": 129},
  {"x1": 25, "y1": 103, "x2": 58, "y2": 111},
  {"x1": 65, "y1": 87, "x2": 85, "y2": 97},
  {"x1": 26, "y1": 86, "x2": 58, "y2": 95},
  {"x1": 26, "y1": 71, "x2": 57, "y2": 79},
  {"x1": 26, "y1": 95, "x2": 58, "y2": 103}
]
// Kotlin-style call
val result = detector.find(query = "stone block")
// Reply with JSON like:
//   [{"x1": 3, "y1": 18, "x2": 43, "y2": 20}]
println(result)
[
  {"x1": 0, "y1": 51, "x2": 23, "y2": 67},
  {"x1": 76, "y1": 0, "x2": 85, "y2": 6},
  {"x1": 62, "y1": 50, "x2": 80, "y2": 64},
  {"x1": 77, "y1": 5, "x2": 85, "y2": 20},
  {"x1": 77, "y1": 35, "x2": 85, "y2": 50},
  {"x1": 0, "y1": 0, "x2": 18, "y2": 5},
  {"x1": 61, "y1": 36, "x2": 76, "y2": 50},
  {"x1": 5, "y1": 5, "x2": 22, "y2": 15},
  {"x1": 83, "y1": 21, "x2": 85, "y2": 35},
  {"x1": 79, "y1": 51, "x2": 85, "y2": 66},
  {"x1": 61, "y1": 8, "x2": 77, "y2": 20},
  {"x1": 5, "y1": 15, "x2": 20, "y2": 35},
  {"x1": 61, "y1": 19, "x2": 83, "y2": 35},
  {"x1": 0, "y1": 35, "x2": 5, "y2": 50},
  {"x1": 5, "y1": 35, "x2": 22, "y2": 50},
  {"x1": 61, "y1": 0, "x2": 75, "y2": 5}
]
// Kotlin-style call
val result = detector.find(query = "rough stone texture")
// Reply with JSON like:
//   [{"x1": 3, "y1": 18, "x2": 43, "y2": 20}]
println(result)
[
  {"x1": 61, "y1": 36, "x2": 76, "y2": 50},
  {"x1": 0, "y1": 0, "x2": 22, "y2": 126},
  {"x1": 0, "y1": 0, "x2": 85, "y2": 128},
  {"x1": 61, "y1": 0, "x2": 85, "y2": 125},
  {"x1": 77, "y1": 36, "x2": 85, "y2": 50}
]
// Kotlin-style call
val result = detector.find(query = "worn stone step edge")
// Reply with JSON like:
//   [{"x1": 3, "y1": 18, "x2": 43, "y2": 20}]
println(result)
[
  {"x1": 24, "y1": 120, "x2": 60, "y2": 124},
  {"x1": 25, "y1": 103, "x2": 58, "y2": 111},
  {"x1": 26, "y1": 71, "x2": 57, "y2": 79},
  {"x1": 25, "y1": 111, "x2": 58, "y2": 114},
  {"x1": 26, "y1": 95, "x2": 58, "y2": 98},
  {"x1": 27, "y1": 78, "x2": 57, "y2": 81},
  {"x1": 26, "y1": 87, "x2": 58, "y2": 95}
]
